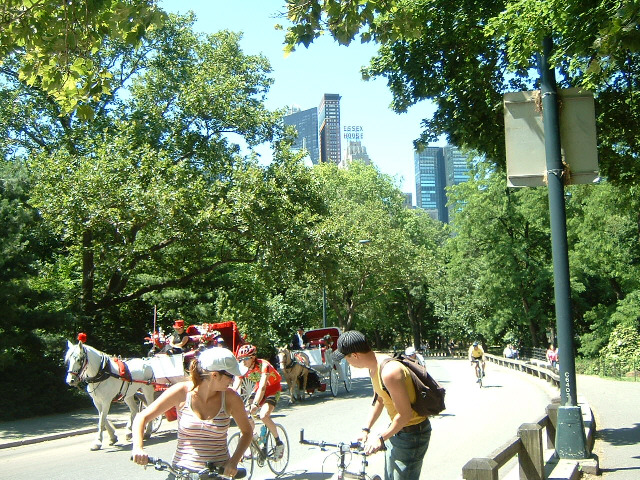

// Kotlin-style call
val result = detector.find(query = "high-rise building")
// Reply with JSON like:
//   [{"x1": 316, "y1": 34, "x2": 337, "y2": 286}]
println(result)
[
  {"x1": 339, "y1": 140, "x2": 371, "y2": 168},
  {"x1": 318, "y1": 94, "x2": 341, "y2": 164},
  {"x1": 283, "y1": 106, "x2": 320, "y2": 164},
  {"x1": 414, "y1": 145, "x2": 469, "y2": 222}
]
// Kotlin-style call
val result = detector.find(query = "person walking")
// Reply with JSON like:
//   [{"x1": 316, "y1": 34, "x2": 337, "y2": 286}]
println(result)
[
  {"x1": 333, "y1": 330, "x2": 431, "y2": 480},
  {"x1": 404, "y1": 346, "x2": 425, "y2": 367}
]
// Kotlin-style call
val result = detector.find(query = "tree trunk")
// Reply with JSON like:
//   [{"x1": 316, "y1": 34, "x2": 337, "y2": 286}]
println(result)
[
  {"x1": 406, "y1": 292, "x2": 422, "y2": 350},
  {"x1": 522, "y1": 296, "x2": 539, "y2": 346},
  {"x1": 82, "y1": 229, "x2": 95, "y2": 314}
]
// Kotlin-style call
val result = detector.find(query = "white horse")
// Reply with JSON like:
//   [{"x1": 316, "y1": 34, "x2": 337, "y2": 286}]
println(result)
[{"x1": 64, "y1": 340, "x2": 156, "y2": 450}]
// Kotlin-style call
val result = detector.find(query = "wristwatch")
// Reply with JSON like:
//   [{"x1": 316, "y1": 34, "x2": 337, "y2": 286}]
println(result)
[{"x1": 362, "y1": 427, "x2": 370, "y2": 433}]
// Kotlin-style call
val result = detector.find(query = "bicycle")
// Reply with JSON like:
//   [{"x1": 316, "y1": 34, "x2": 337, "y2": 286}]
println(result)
[
  {"x1": 299, "y1": 429, "x2": 382, "y2": 480},
  {"x1": 471, "y1": 358, "x2": 485, "y2": 388},
  {"x1": 137, "y1": 456, "x2": 247, "y2": 479},
  {"x1": 227, "y1": 419, "x2": 290, "y2": 479}
]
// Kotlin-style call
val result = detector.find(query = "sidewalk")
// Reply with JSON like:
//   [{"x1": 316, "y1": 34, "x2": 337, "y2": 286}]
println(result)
[
  {"x1": 576, "y1": 374, "x2": 640, "y2": 480},
  {"x1": 0, "y1": 402, "x2": 131, "y2": 449}
]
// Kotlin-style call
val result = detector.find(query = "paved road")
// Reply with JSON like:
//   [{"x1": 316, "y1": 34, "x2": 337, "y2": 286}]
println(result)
[{"x1": 0, "y1": 358, "x2": 556, "y2": 480}]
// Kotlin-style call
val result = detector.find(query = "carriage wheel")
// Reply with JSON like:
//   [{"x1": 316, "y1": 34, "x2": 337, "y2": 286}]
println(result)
[
  {"x1": 135, "y1": 393, "x2": 162, "y2": 435},
  {"x1": 228, "y1": 431, "x2": 255, "y2": 480},
  {"x1": 238, "y1": 377, "x2": 256, "y2": 406},
  {"x1": 329, "y1": 366, "x2": 339, "y2": 396},
  {"x1": 343, "y1": 362, "x2": 353, "y2": 392}
]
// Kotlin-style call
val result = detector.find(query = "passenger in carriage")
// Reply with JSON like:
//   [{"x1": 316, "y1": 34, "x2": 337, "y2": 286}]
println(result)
[
  {"x1": 232, "y1": 344, "x2": 285, "y2": 459},
  {"x1": 167, "y1": 319, "x2": 190, "y2": 355},
  {"x1": 132, "y1": 348, "x2": 252, "y2": 478}
]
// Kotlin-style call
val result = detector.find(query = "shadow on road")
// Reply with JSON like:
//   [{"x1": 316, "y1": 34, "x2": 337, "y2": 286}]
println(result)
[
  {"x1": 597, "y1": 423, "x2": 640, "y2": 446},
  {"x1": 260, "y1": 471, "x2": 332, "y2": 480},
  {"x1": 277, "y1": 377, "x2": 373, "y2": 412}
]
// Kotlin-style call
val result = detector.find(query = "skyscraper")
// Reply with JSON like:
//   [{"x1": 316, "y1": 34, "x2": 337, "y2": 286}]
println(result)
[
  {"x1": 283, "y1": 106, "x2": 320, "y2": 164},
  {"x1": 318, "y1": 94, "x2": 341, "y2": 164},
  {"x1": 340, "y1": 140, "x2": 371, "y2": 168},
  {"x1": 414, "y1": 145, "x2": 469, "y2": 223}
]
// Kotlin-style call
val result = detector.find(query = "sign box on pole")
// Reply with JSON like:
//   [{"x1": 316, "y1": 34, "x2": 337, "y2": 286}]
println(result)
[{"x1": 504, "y1": 88, "x2": 599, "y2": 187}]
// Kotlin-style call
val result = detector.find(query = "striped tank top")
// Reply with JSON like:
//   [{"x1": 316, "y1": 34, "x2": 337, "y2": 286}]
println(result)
[{"x1": 172, "y1": 390, "x2": 231, "y2": 472}]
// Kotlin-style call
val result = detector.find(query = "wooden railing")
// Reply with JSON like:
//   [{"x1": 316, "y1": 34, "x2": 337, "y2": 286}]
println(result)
[
  {"x1": 461, "y1": 355, "x2": 595, "y2": 479},
  {"x1": 485, "y1": 353, "x2": 560, "y2": 388}
]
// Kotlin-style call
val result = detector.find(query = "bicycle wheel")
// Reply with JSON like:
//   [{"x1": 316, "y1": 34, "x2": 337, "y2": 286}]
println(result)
[
  {"x1": 477, "y1": 366, "x2": 483, "y2": 388},
  {"x1": 228, "y1": 431, "x2": 255, "y2": 480},
  {"x1": 135, "y1": 393, "x2": 162, "y2": 435},
  {"x1": 266, "y1": 423, "x2": 289, "y2": 475}
]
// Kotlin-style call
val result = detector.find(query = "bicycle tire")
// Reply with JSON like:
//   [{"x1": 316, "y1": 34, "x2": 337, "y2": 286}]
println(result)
[
  {"x1": 266, "y1": 423, "x2": 289, "y2": 475},
  {"x1": 477, "y1": 366, "x2": 483, "y2": 388},
  {"x1": 135, "y1": 393, "x2": 162, "y2": 435},
  {"x1": 228, "y1": 431, "x2": 255, "y2": 480}
]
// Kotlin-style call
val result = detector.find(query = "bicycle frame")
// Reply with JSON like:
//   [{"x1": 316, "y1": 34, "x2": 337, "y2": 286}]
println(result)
[
  {"x1": 299, "y1": 429, "x2": 381, "y2": 480},
  {"x1": 140, "y1": 456, "x2": 246, "y2": 479}
]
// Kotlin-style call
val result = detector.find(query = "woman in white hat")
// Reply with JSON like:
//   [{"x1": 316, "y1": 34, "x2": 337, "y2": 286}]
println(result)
[{"x1": 132, "y1": 348, "x2": 252, "y2": 478}]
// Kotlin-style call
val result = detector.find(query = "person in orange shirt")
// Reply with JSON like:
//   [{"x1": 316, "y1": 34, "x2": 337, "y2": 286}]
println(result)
[{"x1": 233, "y1": 344, "x2": 285, "y2": 459}]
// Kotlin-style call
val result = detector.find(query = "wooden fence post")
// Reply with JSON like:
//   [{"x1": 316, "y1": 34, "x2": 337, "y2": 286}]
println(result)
[
  {"x1": 518, "y1": 423, "x2": 544, "y2": 480},
  {"x1": 546, "y1": 403, "x2": 559, "y2": 449},
  {"x1": 462, "y1": 458, "x2": 499, "y2": 480}
]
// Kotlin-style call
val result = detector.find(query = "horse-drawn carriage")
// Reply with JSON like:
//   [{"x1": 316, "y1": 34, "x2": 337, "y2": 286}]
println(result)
[
  {"x1": 142, "y1": 321, "x2": 249, "y2": 428},
  {"x1": 278, "y1": 327, "x2": 352, "y2": 402},
  {"x1": 64, "y1": 322, "x2": 248, "y2": 450}
]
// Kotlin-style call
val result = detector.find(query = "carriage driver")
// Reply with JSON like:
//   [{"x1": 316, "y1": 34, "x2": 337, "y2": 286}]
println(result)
[
  {"x1": 232, "y1": 344, "x2": 285, "y2": 459},
  {"x1": 167, "y1": 319, "x2": 190, "y2": 355}
]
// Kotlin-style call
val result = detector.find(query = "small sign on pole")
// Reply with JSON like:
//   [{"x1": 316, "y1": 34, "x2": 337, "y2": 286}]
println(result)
[{"x1": 504, "y1": 88, "x2": 599, "y2": 187}]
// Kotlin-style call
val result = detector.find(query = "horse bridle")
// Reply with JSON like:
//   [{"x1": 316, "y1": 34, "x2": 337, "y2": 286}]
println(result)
[
  {"x1": 66, "y1": 345, "x2": 89, "y2": 384},
  {"x1": 67, "y1": 345, "x2": 111, "y2": 385}
]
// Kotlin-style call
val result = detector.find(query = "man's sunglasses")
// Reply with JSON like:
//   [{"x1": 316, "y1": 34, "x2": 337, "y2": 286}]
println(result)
[{"x1": 237, "y1": 356, "x2": 253, "y2": 362}]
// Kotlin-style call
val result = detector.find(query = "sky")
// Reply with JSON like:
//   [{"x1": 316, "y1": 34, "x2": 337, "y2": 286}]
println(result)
[{"x1": 160, "y1": 0, "x2": 443, "y2": 195}]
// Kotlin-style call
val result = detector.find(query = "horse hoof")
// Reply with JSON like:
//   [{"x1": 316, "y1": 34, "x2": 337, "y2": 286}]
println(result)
[{"x1": 90, "y1": 443, "x2": 102, "y2": 451}]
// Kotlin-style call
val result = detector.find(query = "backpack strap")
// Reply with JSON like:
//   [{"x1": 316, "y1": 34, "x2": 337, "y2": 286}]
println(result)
[{"x1": 371, "y1": 357, "x2": 398, "y2": 405}]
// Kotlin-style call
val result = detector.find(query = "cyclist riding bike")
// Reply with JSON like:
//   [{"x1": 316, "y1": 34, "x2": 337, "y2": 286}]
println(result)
[
  {"x1": 468, "y1": 341, "x2": 486, "y2": 382},
  {"x1": 232, "y1": 344, "x2": 285, "y2": 459}
]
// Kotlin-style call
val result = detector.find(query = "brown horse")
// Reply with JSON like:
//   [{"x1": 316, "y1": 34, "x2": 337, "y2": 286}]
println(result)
[{"x1": 277, "y1": 347, "x2": 311, "y2": 403}]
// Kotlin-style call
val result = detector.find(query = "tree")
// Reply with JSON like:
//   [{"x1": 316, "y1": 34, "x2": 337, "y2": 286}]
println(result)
[
  {"x1": 310, "y1": 161, "x2": 409, "y2": 332},
  {"x1": 434, "y1": 160, "x2": 555, "y2": 347},
  {"x1": 3, "y1": 14, "x2": 324, "y2": 329},
  {"x1": 283, "y1": 1, "x2": 640, "y2": 183},
  {"x1": 0, "y1": 0, "x2": 164, "y2": 115}
]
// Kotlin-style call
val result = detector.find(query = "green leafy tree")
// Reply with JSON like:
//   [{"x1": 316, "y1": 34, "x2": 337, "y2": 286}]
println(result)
[
  {"x1": 0, "y1": 0, "x2": 164, "y2": 115},
  {"x1": 283, "y1": 1, "x2": 640, "y2": 184},
  {"x1": 3, "y1": 15, "x2": 323, "y2": 330},
  {"x1": 435, "y1": 160, "x2": 555, "y2": 346}
]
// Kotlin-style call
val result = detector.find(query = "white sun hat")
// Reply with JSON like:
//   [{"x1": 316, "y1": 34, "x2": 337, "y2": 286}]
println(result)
[{"x1": 198, "y1": 347, "x2": 246, "y2": 376}]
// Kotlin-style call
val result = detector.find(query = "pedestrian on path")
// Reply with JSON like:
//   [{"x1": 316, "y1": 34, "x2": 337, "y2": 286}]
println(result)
[{"x1": 334, "y1": 330, "x2": 431, "y2": 480}]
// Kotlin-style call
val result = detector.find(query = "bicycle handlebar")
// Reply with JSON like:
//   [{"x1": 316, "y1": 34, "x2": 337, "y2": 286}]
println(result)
[
  {"x1": 299, "y1": 428, "x2": 363, "y2": 453},
  {"x1": 138, "y1": 456, "x2": 246, "y2": 479}
]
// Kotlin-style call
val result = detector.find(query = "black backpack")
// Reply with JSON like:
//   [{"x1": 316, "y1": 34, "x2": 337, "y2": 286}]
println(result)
[{"x1": 378, "y1": 353, "x2": 446, "y2": 416}]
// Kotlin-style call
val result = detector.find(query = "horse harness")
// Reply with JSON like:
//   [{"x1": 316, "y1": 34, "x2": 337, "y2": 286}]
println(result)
[
  {"x1": 69, "y1": 345, "x2": 146, "y2": 401},
  {"x1": 282, "y1": 351, "x2": 309, "y2": 379}
]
